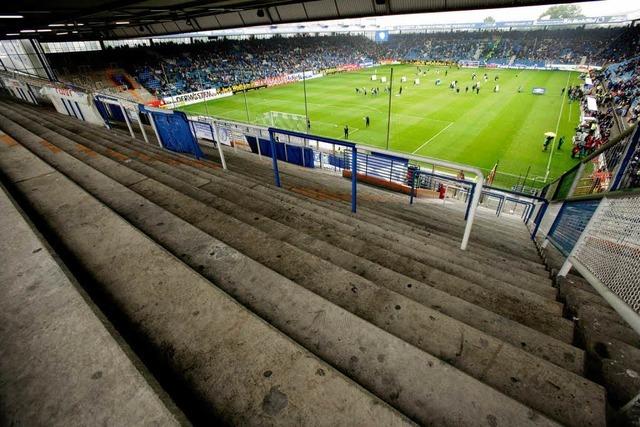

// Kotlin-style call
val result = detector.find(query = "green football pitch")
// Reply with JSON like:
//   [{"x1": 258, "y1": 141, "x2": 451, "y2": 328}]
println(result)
[{"x1": 179, "y1": 64, "x2": 582, "y2": 188}]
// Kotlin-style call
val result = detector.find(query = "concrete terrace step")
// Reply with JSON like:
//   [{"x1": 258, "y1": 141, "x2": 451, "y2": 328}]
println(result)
[
  {"x1": 202, "y1": 145, "x2": 526, "y2": 249},
  {"x1": 17, "y1": 103, "x2": 546, "y2": 280},
  {"x1": 5, "y1": 105, "x2": 582, "y2": 371},
  {"x1": 81, "y1": 137, "x2": 573, "y2": 342},
  {"x1": 28, "y1": 107, "x2": 542, "y2": 267},
  {"x1": 2, "y1": 105, "x2": 585, "y2": 377},
  {"x1": 15, "y1": 104, "x2": 552, "y2": 289},
  {"x1": 0, "y1": 103, "x2": 607, "y2": 427},
  {"x1": 0, "y1": 182, "x2": 183, "y2": 426},
  {"x1": 0, "y1": 122, "x2": 411, "y2": 426},
  {"x1": 6, "y1": 103, "x2": 572, "y2": 343},
  {"x1": 201, "y1": 146, "x2": 543, "y2": 262},
  {"x1": 0, "y1": 104, "x2": 567, "y2": 426},
  {"x1": 10, "y1": 105, "x2": 569, "y2": 343}
]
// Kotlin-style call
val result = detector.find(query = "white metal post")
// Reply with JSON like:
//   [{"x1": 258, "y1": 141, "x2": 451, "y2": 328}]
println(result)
[
  {"x1": 118, "y1": 100, "x2": 135, "y2": 139},
  {"x1": 147, "y1": 113, "x2": 163, "y2": 148},
  {"x1": 256, "y1": 132, "x2": 262, "y2": 159},
  {"x1": 137, "y1": 112, "x2": 149, "y2": 144},
  {"x1": 212, "y1": 123, "x2": 227, "y2": 170}
]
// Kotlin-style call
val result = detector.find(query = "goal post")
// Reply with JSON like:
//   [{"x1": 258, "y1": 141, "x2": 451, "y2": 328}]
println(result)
[{"x1": 259, "y1": 111, "x2": 308, "y2": 132}]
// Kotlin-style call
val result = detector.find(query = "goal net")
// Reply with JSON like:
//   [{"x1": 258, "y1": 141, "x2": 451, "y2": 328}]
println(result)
[{"x1": 259, "y1": 111, "x2": 308, "y2": 132}]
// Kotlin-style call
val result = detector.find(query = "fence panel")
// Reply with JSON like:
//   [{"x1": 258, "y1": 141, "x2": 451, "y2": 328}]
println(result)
[
  {"x1": 547, "y1": 199, "x2": 601, "y2": 255},
  {"x1": 571, "y1": 195, "x2": 640, "y2": 313}
]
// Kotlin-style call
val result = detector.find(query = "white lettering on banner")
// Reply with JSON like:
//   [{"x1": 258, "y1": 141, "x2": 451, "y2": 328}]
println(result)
[{"x1": 163, "y1": 88, "x2": 218, "y2": 105}]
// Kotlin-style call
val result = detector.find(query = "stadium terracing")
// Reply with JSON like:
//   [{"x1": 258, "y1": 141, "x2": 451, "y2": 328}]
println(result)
[{"x1": 1, "y1": 1, "x2": 640, "y2": 426}]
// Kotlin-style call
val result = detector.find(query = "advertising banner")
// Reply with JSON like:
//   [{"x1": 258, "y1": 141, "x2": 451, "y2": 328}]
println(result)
[
  {"x1": 41, "y1": 86, "x2": 105, "y2": 125},
  {"x1": 162, "y1": 88, "x2": 225, "y2": 108}
]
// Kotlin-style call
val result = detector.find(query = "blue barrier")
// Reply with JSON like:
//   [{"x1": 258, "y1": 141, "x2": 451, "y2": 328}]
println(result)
[
  {"x1": 268, "y1": 128, "x2": 357, "y2": 213},
  {"x1": 247, "y1": 136, "x2": 314, "y2": 168},
  {"x1": 344, "y1": 150, "x2": 407, "y2": 183},
  {"x1": 140, "y1": 105, "x2": 203, "y2": 159},
  {"x1": 547, "y1": 199, "x2": 600, "y2": 255}
]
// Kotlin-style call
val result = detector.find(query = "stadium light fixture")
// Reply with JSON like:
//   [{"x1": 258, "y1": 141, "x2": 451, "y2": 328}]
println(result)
[
  {"x1": 72, "y1": 30, "x2": 78, "y2": 33},
  {"x1": 0, "y1": 15, "x2": 23, "y2": 19},
  {"x1": 115, "y1": 21, "x2": 130, "y2": 25},
  {"x1": 48, "y1": 23, "x2": 66, "y2": 27},
  {"x1": 5, "y1": 33, "x2": 20, "y2": 36},
  {"x1": 56, "y1": 31, "x2": 68, "y2": 35},
  {"x1": 19, "y1": 29, "x2": 36, "y2": 33},
  {"x1": 37, "y1": 29, "x2": 52, "y2": 32}
]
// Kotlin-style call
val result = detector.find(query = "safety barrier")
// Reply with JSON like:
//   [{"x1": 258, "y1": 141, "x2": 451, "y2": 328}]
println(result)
[
  {"x1": 557, "y1": 192, "x2": 640, "y2": 335},
  {"x1": 530, "y1": 126, "x2": 640, "y2": 348},
  {"x1": 267, "y1": 127, "x2": 484, "y2": 250}
]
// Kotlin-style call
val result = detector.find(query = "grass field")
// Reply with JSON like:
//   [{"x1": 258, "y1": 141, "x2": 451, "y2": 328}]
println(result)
[{"x1": 180, "y1": 64, "x2": 582, "y2": 188}]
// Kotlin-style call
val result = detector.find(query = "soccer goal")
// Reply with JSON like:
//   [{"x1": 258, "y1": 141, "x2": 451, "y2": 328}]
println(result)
[{"x1": 260, "y1": 111, "x2": 308, "y2": 132}]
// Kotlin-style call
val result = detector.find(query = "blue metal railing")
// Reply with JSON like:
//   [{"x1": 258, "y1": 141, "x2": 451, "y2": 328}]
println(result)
[
  {"x1": 268, "y1": 128, "x2": 358, "y2": 213},
  {"x1": 343, "y1": 151, "x2": 408, "y2": 184},
  {"x1": 408, "y1": 169, "x2": 477, "y2": 220}
]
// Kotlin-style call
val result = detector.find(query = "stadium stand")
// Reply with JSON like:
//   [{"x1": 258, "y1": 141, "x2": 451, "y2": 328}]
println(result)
[
  {"x1": 0, "y1": 95, "x2": 613, "y2": 426},
  {"x1": 44, "y1": 27, "x2": 633, "y2": 99}
]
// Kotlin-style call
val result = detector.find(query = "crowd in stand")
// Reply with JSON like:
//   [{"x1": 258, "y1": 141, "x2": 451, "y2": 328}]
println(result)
[
  {"x1": 45, "y1": 26, "x2": 636, "y2": 99},
  {"x1": 565, "y1": 53, "x2": 639, "y2": 162},
  {"x1": 125, "y1": 28, "x2": 630, "y2": 97},
  {"x1": 132, "y1": 35, "x2": 380, "y2": 98}
]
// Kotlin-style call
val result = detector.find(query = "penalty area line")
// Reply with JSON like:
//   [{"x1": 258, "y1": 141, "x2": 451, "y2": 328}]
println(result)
[{"x1": 412, "y1": 122, "x2": 453, "y2": 154}]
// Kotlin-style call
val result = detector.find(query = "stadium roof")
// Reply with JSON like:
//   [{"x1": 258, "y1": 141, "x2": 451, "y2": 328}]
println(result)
[{"x1": 2, "y1": 0, "x2": 597, "y2": 41}]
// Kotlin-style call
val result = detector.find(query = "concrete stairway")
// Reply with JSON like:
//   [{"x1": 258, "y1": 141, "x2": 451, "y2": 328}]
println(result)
[
  {"x1": 0, "y1": 182, "x2": 183, "y2": 426},
  {"x1": 0, "y1": 98, "x2": 608, "y2": 426}
]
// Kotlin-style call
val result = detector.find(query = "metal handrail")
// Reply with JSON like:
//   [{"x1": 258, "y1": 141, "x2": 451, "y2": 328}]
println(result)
[{"x1": 267, "y1": 127, "x2": 484, "y2": 250}]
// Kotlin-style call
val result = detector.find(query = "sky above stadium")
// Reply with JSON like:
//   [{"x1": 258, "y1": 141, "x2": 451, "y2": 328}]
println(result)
[
  {"x1": 184, "y1": 0, "x2": 639, "y2": 38},
  {"x1": 372, "y1": 0, "x2": 639, "y2": 25}
]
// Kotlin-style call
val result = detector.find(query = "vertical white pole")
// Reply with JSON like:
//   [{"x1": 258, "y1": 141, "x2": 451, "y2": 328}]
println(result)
[
  {"x1": 148, "y1": 113, "x2": 163, "y2": 148},
  {"x1": 137, "y1": 112, "x2": 149, "y2": 144},
  {"x1": 118, "y1": 101, "x2": 135, "y2": 139},
  {"x1": 256, "y1": 133, "x2": 262, "y2": 159},
  {"x1": 461, "y1": 174, "x2": 484, "y2": 250},
  {"x1": 212, "y1": 123, "x2": 227, "y2": 170}
]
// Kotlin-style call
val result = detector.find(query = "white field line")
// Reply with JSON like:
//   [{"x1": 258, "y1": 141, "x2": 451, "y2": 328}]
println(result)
[
  {"x1": 545, "y1": 72, "x2": 572, "y2": 179},
  {"x1": 412, "y1": 122, "x2": 454, "y2": 154}
]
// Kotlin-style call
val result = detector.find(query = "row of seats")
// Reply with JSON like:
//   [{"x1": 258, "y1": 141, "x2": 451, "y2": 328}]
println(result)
[{"x1": 0, "y1": 98, "x2": 610, "y2": 425}]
